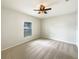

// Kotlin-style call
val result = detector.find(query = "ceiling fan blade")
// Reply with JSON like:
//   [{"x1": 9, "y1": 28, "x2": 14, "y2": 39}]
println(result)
[
  {"x1": 44, "y1": 11, "x2": 47, "y2": 14},
  {"x1": 45, "y1": 8, "x2": 52, "y2": 10}
]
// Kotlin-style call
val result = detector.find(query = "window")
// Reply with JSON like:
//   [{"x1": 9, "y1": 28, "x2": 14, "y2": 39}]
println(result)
[{"x1": 24, "y1": 22, "x2": 32, "y2": 37}]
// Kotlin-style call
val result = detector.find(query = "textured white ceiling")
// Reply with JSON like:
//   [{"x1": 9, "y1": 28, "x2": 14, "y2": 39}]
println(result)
[{"x1": 2, "y1": 0, "x2": 77, "y2": 18}]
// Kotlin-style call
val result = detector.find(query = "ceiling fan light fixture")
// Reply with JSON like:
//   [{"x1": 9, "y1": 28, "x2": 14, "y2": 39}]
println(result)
[{"x1": 33, "y1": 0, "x2": 52, "y2": 14}]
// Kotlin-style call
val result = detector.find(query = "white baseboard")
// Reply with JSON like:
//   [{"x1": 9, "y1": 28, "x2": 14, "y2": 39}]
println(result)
[
  {"x1": 41, "y1": 37, "x2": 76, "y2": 45},
  {"x1": 2, "y1": 36, "x2": 77, "y2": 51},
  {"x1": 54, "y1": 39, "x2": 76, "y2": 45},
  {"x1": 2, "y1": 35, "x2": 40, "y2": 51}
]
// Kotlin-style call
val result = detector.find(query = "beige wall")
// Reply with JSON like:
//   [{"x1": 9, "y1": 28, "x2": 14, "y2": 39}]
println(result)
[
  {"x1": 1, "y1": 7, "x2": 77, "y2": 50},
  {"x1": 41, "y1": 12, "x2": 77, "y2": 44},
  {"x1": 1, "y1": 8, "x2": 41, "y2": 50}
]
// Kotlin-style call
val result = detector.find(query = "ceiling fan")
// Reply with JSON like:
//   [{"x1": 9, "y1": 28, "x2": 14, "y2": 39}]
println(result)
[
  {"x1": 34, "y1": 4, "x2": 52, "y2": 14},
  {"x1": 33, "y1": 0, "x2": 69, "y2": 14}
]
